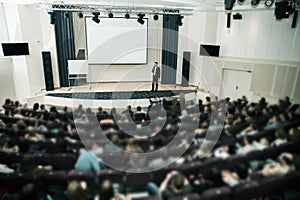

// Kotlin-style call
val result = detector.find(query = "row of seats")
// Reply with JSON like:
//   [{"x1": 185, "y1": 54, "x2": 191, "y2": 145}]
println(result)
[
  {"x1": 1, "y1": 139, "x2": 299, "y2": 190},
  {"x1": 1, "y1": 167, "x2": 299, "y2": 200},
  {"x1": 135, "y1": 171, "x2": 300, "y2": 200},
  {"x1": 0, "y1": 152, "x2": 77, "y2": 170}
]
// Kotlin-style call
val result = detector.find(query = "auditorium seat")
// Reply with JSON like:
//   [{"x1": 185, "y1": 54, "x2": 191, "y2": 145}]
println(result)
[
  {"x1": 8, "y1": 172, "x2": 36, "y2": 190},
  {"x1": 0, "y1": 151, "x2": 22, "y2": 165},
  {"x1": 151, "y1": 167, "x2": 170, "y2": 185},
  {"x1": 132, "y1": 196, "x2": 161, "y2": 200},
  {"x1": 68, "y1": 170, "x2": 97, "y2": 188},
  {"x1": 52, "y1": 153, "x2": 77, "y2": 170},
  {"x1": 0, "y1": 173, "x2": 9, "y2": 187},
  {"x1": 201, "y1": 186, "x2": 232, "y2": 200},
  {"x1": 38, "y1": 171, "x2": 67, "y2": 187},
  {"x1": 124, "y1": 170, "x2": 152, "y2": 193},
  {"x1": 180, "y1": 161, "x2": 203, "y2": 176},
  {"x1": 33, "y1": 153, "x2": 53, "y2": 166},
  {"x1": 169, "y1": 193, "x2": 202, "y2": 200},
  {"x1": 232, "y1": 181, "x2": 262, "y2": 200},
  {"x1": 98, "y1": 169, "x2": 123, "y2": 186},
  {"x1": 100, "y1": 152, "x2": 125, "y2": 170}
]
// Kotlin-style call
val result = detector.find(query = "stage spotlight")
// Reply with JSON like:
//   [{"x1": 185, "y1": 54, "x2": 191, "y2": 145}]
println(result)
[
  {"x1": 153, "y1": 14, "x2": 159, "y2": 20},
  {"x1": 225, "y1": 0, "x2": 236, "y2": 10},
  {"x1": 251, "y1": 0, "x2": 261, "y2": 6},
  {"x1": 48, "y1": 12, "x2": 56, "y2": 25},
  {"x1": 92, "y1": 11, "x2": 100, "y2": 23},
  {"x1": 108, "y1": 12, "x2": 114, "y2": 18},
  {"x1": 265, "y1": 0, "x2": 275, "y2": 7},
  {"x1": 177, "y1": 15, "x2": 184, "y2": 26},
  {"x1": 125, "y1": 13, "x2": 130, "y2": 19},
  {"x1": 64, "y1": 12, "x2": 69, "y2": 18},
  {"x1": 275, "y1": 0, "x2": 295, "y2": 19},
  {"x1": 78, "y1": 12, "x2": 84, "y2": 18},
  {"x1": 137, "y1": 13, "x2": 145, "y2": 25}
]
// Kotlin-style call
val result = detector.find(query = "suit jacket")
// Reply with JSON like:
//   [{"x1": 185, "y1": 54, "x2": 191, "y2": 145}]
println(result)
[{"x1": 152, "y1": 66, "x2": 161, "y2": 79}]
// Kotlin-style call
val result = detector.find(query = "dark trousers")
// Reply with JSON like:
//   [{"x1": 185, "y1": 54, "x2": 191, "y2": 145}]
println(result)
[{"x1": 152, "y1": 76, "x2": 158, "y2": 91}]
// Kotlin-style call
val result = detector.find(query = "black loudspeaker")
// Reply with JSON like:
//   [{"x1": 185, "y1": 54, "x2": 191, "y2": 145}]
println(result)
[
  {"x1": 181, "y1": 51, "x2": 191, "y2": 86},
  {"x1": 227, "y1": 13, "x2": 231, "y2": 28},
  {"x1": 292, "y1": 10, "x2": 298, "y2": 28},
  {"x1": 42, "y1": 51, "x2": 54, "y2": 91}
]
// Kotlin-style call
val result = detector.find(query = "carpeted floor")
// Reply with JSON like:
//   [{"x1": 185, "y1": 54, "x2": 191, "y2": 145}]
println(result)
[{"x1": 46, "y1": 90, "x2": 194, "y2": 100}]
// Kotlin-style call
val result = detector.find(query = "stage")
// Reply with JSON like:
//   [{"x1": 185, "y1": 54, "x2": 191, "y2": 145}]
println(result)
[{"x1": 27, "y1": 82, "x2": 209, "y2": 110}]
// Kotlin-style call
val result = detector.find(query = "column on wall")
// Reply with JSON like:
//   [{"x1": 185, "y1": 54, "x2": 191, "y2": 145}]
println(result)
[
  {"x1": 161, "y1": 13, "x2": 179, "y2": 84},
  {"x1": 54, "y1": 11, "x2": 76, "y2": 87}
]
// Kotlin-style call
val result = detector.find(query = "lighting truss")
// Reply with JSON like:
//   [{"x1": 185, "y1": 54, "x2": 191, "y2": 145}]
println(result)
[{"x1": 37, "y1": 1, "x2": 194, "y2": 16}]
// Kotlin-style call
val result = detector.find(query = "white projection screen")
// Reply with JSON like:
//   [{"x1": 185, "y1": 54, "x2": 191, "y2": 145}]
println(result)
[{"x1": 85, "y1": 17, "x2": 148, "y2": 64}]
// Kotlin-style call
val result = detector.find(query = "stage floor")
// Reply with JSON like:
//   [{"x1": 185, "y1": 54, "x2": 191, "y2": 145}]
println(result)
[{"x1": 27, "y1": 82, "x2": 208, "y2": 110}]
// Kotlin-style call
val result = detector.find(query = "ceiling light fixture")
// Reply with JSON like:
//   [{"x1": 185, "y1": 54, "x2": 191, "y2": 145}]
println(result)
[
  {"x1": 125, "y1": 13, "x2": 130, "y2": 19},
  {"x1": 177, "y1": 15, "x2": 184, "y2": 26},
  {"x1": 78, "y1": 12, "x2": 83, "y2": 18},
  {"x1": 92, "y1": 11, "x2": 100, "y2": 23},
  {"x1": 108, "y1": 12, "x2": 114, "y2": 18},
  {"x1": 265, "y1": 0, "x2": 275, "y2": 7},
  {"x1": 137, "y1": 13, "x2": 145, "y2": 25},
  {"x1": 251, "y1": 0, "x2": 261, "y2": 6}
]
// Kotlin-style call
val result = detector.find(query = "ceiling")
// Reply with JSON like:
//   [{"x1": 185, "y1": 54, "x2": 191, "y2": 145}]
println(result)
[{"x1": 0, "y1": 0, "x2": 299, "y2": 12}]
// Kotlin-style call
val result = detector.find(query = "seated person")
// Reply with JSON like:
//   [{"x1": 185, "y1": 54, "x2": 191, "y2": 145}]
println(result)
[
  {"x1": 261, "y1": 153, "x2": 295, "y2": 177},
  {"x1": 122, "y1": 105, "x2": 134, "y2": 117},
  {"x1": 133, "y1": 106, "x2": 146, "y2": 124},
  {"x1": 125, "y1": 138, "x2": 143, "y2": 153},
  {"x1": 103, "y1": 135, "x2": 123, "y2": 152},
  {"x1": 271, "y1": 128, "x2": 288, "y2": 146},
  {"x1": 67, "y1": 181, "x2": 87, "y2": 200},
  {"x1": 75, "y1": 140, "x2": 104, "y2": 173},
  {"x1": 221, "y1": 170, "x2": 240, "y2": 187},
  {"x1": 148, "y1": 171, "x2": 192, "y2": 200},
  {"x1": 96, "y1": 179, "x2": 129, "y2": 200},
  {"x1": 236, "y1": 137, "x2": 269, "y2": 154}
]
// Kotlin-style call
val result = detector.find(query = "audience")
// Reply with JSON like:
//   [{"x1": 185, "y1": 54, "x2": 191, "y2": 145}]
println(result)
[{"x1": 0, "y1": 95, "x2": 299, "y2": 200}]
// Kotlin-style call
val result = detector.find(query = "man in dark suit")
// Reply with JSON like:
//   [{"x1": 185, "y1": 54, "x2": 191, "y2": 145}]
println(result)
[{"x1": 151, "y1": 62, "x2": 161, "y2": 92}]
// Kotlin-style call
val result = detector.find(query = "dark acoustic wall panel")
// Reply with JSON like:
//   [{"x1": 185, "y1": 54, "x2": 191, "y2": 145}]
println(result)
[
  {"x1": 42, "y1": 51, "x2": 54, "y2": 91},
  {"x1": 181, "y1": 51, "x2": 191, "y2": 86},
  {"x1": 76, "y1": 49, "x2": 86, "y2": 60},
  {"x1": 161, "y1": 13, "x2": 179, "y2": 84}
]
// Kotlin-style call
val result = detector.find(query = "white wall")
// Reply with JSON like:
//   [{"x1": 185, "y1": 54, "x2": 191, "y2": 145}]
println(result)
[
  {"x1": 177, "y1": 11, "x2": 222, "y2": 96},
  {"x1": 0, "y1": 4, "x2": 9, "y2": 56},
  {"x1": 177, "y1": 10, "x2": 300, "y2": 102},
  {"x1": 0, "y1": 58, "x2": 16, "y2": 104},
  {"x1": 1, "y1": 3, "x2": 59, "y2": 103},
  {"x1": 217, "y1": 10, "x2": 300, "y2": 62}
]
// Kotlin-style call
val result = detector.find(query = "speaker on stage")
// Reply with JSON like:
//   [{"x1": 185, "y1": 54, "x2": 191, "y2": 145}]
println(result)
[
  {"x1": 42, "y1": 51, "x2": 54, "y2": 91},
  {"x1": 181, "y1": 51, "x2": 191, "y2": 86}
]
